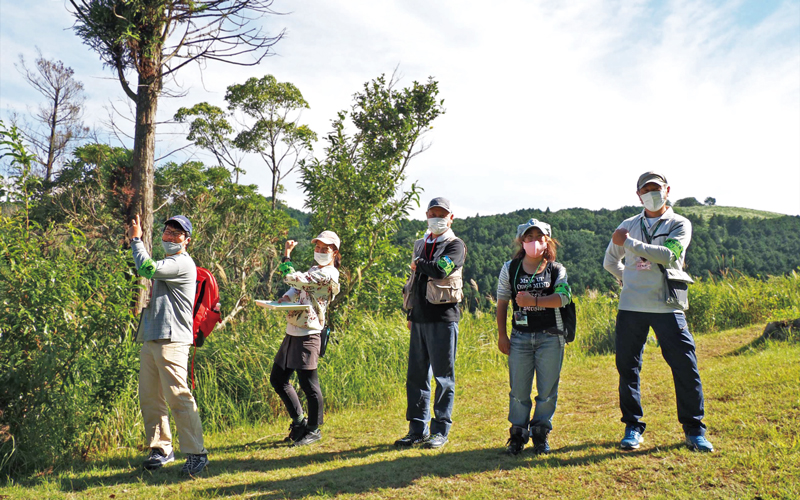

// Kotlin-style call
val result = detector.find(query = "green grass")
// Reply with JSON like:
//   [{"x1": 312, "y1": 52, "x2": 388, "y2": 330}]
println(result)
[
  {"x1": 672, "y1": 205, "x2": 786, "y2": 220},
  {"x1": 2, "y1": 324, "x2": 797, "y2": 499}
]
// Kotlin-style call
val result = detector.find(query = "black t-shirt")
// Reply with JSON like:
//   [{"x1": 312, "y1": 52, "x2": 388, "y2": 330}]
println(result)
[{"x1": 510, "y1": 259, "x2": 558, "y2": 332}]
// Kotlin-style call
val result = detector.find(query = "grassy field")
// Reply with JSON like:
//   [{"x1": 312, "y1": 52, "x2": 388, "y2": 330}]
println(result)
[
  {"x1": 672, "y1": 205, "x2": 787, "y2": 220},
  {"x1": 2, "y1": 324, "x2": 797, "y2": 500}
]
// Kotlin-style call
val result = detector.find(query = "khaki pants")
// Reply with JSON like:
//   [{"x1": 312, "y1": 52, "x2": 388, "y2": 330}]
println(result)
[{"x1": 139, "y1": 340, "x2": 207, "y2": 455}]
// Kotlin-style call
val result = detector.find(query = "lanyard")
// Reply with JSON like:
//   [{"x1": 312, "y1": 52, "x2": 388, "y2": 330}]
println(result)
[
  {"x1": 425, "y1": 236, "x2": 438, "y2": 260},
  {"x1": 639, "y1": 217, "x2": 665, "y2": 245},
  {"x1": 514, "y1": 259, "x2": 547, "y2": 291}
]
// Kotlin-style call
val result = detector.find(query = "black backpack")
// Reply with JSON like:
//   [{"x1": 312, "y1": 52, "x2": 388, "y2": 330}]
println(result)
[{"x1": 509, "y1": 259, "x2": 576, "y2": 344}]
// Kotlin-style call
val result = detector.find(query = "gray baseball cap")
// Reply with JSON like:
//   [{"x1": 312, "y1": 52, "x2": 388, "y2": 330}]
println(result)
[
  {"x1": 427, "y1": 197, "x2": 451, "y2": 213},
  {"x1": 637, "y1": 171, "x2": 668, "y2": 191},
  {"x1": 516, "y1": 218, "x2": 552, "y2": 239}
]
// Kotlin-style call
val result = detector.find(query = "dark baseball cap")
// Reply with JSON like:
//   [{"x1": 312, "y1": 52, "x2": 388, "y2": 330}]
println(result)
[
  {"x1": 166, "y1": 215, "x2": 192, "y2": 236},
  {"x1": 427, "y1": 197, "x2": 451, "y2": 213}
]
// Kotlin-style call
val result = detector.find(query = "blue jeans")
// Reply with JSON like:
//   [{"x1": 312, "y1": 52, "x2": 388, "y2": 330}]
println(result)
[
  {"x1": 508, "y1": 330, "x2": 565, "y2": 431},
  {"x1": 406, "y1": 321, "x2": 458, "y2": 437},
  {"x1": 615, "y1": 310, "x2": 706, "y2": 436}
]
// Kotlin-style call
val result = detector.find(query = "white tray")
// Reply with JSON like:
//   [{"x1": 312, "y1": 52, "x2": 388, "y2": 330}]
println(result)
[{"x1": 254, "y1": 300, "x2": 309, "y2": 311}]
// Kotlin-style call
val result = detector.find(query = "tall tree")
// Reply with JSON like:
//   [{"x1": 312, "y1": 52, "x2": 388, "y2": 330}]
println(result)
[
  {"x1": 69, "y1": 0, "x2": 284, "y2": 310},
  {"x1": 226, "y1": 75, "x2": 316, "y2": 209},
  {"x1": 14, "y1": 51, "x2": 88, "y2": 183},
  {"x1": 174, "y1": 103, "x2": 244, "y2": 183},
  {"x1": 301, "y1": 74, "x2": 444, "y2": 311}
]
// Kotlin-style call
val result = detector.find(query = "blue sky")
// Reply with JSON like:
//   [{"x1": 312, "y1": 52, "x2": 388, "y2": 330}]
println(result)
[{"x1": 1, "y1": 0, "x2": 798, "y2": 218}]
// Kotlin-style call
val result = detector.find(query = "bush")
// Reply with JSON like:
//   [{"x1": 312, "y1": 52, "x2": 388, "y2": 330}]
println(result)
[{"x1": 0, "y1": 218, "x2": 139, "y2": 477}]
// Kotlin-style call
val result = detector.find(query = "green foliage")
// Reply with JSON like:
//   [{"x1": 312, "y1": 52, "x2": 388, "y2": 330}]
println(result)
[
  {"x1": 674, "y1": 196, "x2": 702, "y2": 207},
  {"x1": 301, "y1": 75, "x2": 445, "y2": 314},
  {"x1": 0, "y1": 130, "x2": 139, "y2": 477},
  {"x1": 704, "y1": 196, "x2": 716, "y2": 206},
  {"x1": 154, "y1": 160, "x2": 298, "y2": 319}
]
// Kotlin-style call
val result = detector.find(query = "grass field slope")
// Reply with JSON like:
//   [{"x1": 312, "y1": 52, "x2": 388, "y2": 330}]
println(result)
[
  {"x1": 2, "y1": 324, "x2": 797, "y2": 500},
  {"x1": 673, "y1": 205, "x2": 787, "y2": 220}
]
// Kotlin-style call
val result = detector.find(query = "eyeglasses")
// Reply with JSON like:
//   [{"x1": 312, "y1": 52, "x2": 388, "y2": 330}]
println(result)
[
  {"x1": 522, "y1": 233, "x2": 547, "y2": 243},
  {"x1": 163, "y1": 228, "x2": 187, "y2": 237}
]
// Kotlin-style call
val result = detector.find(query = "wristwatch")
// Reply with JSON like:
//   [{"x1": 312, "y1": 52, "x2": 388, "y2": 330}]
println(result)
[{"x1": 281, "y1": 255, "x2": 291, "y2": 263}]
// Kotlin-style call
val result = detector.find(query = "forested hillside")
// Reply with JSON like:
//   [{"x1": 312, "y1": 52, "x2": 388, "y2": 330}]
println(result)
[{"x1": 394, "y1": 206, "x2": 800, "y2": 309}]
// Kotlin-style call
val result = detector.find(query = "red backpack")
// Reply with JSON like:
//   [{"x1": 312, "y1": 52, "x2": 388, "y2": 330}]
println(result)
[{"x1": 191, "y1": 267, "x2": 221, "y2": 388}]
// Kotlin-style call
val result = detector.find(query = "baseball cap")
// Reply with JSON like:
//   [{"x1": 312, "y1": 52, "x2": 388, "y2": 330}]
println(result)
[
  {"x1": 166, "y1": 215, "x2": 192, "y2": 236},
  {"x1": 427, "y1": 197, "x2": 451, "y2": 213},
  {"x1": 312, "y1": 230, "x2": 341, "y2": 250},
  {"x1": 637, "y1": 172, "x2": 668, "y2": 191},
  {"x1": 516, "y1": 218, "x2": 552, "y2": 240}
]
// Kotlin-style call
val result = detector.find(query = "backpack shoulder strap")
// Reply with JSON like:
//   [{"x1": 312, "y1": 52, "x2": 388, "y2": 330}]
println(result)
[{"x1": 508, "y1": 257, "x2": 523, "y2": 300}]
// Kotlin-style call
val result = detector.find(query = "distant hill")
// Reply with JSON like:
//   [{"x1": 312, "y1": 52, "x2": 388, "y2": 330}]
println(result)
[{"x1": 673, "y1": 205, "x2": 785, "y2": 220}]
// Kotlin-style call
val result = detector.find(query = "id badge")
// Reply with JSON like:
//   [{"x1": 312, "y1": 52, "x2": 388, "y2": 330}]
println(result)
[
  {"x1": 513, "y1": 311, "x2": 528, "y2": 327},
  {"x1": 636, "y1": 257, "x2": 652, "y2": 271}
]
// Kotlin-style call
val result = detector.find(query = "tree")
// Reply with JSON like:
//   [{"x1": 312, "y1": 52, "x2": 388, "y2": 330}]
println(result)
[
  {"x1": 301, "y1": 74, "x2": 445, "y2": 312},
  {"x1": 69, "y1": 0, "x2": 284, "y2": 311},
  {"x1": 226, "y1": 75, "x2": 316, "y2": 209},
  {"x1": 174, "y1": 103, "x2": 245, "y2": 183},
  {"x1": 674, "y1": 197, "x2": 702, "y2": 207},
  {"x1": 14, "y1": 50, "x2": 89, "y2": 183},
  {"x1": 704, "y1": 197, "x2": 716, "y2": 206}
]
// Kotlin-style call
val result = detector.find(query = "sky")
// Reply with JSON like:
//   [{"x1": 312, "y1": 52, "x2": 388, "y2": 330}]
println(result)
[{"x1": 1, "y1": 0, "x2": 798, "y2": 220}]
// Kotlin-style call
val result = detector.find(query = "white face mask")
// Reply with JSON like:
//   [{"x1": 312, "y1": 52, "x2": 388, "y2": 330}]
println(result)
[
  {"x1": 427, "y1": 217, "x2": 450, "y2": 235},
  {"x1": 314, "y1": 252, "x2": 333, "y2": 266},
  {"x1": 641, "y1": 189, "x2": 667, "y2": 212}
]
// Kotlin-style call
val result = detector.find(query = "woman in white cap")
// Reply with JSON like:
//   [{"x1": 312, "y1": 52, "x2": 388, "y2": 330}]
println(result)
[
  {"x1": 495, "y1": 219, "x2": 572, "y2": 455},
  {"x1": 270, "y1": 231, "x2": 341, "y2": 446}
]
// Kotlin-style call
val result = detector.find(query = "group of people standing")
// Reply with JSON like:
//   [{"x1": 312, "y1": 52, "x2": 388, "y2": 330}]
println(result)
[{"x1": 125, "y1": 170, "x2": 712, "y2": 476}]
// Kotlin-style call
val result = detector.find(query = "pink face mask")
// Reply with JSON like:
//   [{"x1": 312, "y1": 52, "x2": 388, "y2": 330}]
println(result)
[{"x1": 523, "y1": 240, "x2": 546, "y2": 258}]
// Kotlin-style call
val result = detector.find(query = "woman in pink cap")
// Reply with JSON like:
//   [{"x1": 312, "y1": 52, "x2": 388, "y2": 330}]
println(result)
[{"x1": 270, "y1": 231, "x2": 341, "y2": 446}]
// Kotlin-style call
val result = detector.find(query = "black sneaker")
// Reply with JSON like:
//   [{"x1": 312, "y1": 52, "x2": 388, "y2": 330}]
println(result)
[
  {"x1": 292, "y1": 428, "x2": 322, "y2": 447},
  {"x1": 394, "y1": 432, "x2": 429, "y2": 447},
  {"x1": 142, "y1": 448, "x2": 174, "y2": 470},
  {"x1": 284, "y1": 418, "x2": 308, "y2": 443},
  {"x1": 505, "y1": 426, "x2": 529, "y2": 456},
  {"x1": 424, "y1": 433, "x2": 448, "y2": 449},
  {"x1": 181, "y1": 453, "x2": 209, "y2": 476},
  {"x1": 530, "y1": 426, "x2": 550, "y2": 455}
]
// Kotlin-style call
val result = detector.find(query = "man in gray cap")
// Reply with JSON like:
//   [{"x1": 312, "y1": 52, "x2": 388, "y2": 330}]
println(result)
[
  {"x1": 127, "y1": 214, "x2": 210, "y2": 475},
  {"x1": 603, "y1": 172, "x2": 713, "y2": 453},
  {"x1": 395, "y1": 197, "x2": 466, "y2": 449}
]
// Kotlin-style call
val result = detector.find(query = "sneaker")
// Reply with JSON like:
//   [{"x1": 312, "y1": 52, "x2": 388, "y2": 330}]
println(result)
[
  {"x1": 394, "y1": 432, "x2": 429, "y2": 447},
  {"x1": 181, "y1": 453, "x2": 209, "y2": 476},
  {"x1": 424, "y1": 433, "x2": 448, "y2": 449},
  {"x1": 620, "y1": 428, "x2": 644, "y2": 450},
  {"x1": 284, "y1": 418, "x2": 308, "y2": 443},
  {"x1": 530, "y1": 426, "x2": 550, "y2": 455},
  {"x1": 505, "y1": 432, "x2": 528, "y2": 456},
  {"x1": 685, "y1": 434, "x2": 714, "y2": 452},
  {"x1": 142, "y1": 448, "x2": 174, "y2": 470},
  {"x1": 292, "y1": 428, "x2": 322, "y2": 447}
]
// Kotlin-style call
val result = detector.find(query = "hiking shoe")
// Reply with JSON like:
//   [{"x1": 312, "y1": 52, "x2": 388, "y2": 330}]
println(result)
[
  {"x1": 620, "y1": 428, "x2": 644, "y2": 450},
  {"x1": 424, "y1": 433, "x2": 448, "y2": 449},
  {"x1": 505, "y1": 425, "x2": 529, "y2": 455},
  {"x1": 181, "y1": 453, "x2": 209, "y2": 476},
  {"x1": 292, "y1": 428, "x2": 322, "y2": 447},
  {"x1": 530, "y1": 426, "x2": 550, "y2": 455},
  {"x1": 142, "y1": 448, "x2": 174, "y2": 470},
  {"x1": 284, "y1": 418, "x2": 308, "y2": 443},
  {"x1": 685, "y1": 434, "x2": 714, "y2": 452},
  {"x1": 394, "y1": 432, "x2": 429, "y2": 447}
]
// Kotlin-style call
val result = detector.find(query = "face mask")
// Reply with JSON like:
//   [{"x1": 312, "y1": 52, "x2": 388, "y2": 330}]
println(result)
[
  {"x1": 641, "y1": 189, "x2": 667, "y2": 212},
  {"x1": 523, "y1": 240, "x2": 546, "y2": 259},
  {"x1": 314, "y1": 252, "x2": 333, "y2": 266},
  {"x1": 427, "y1": 217, "x2": 450, "y2": 234},
  {"x1": 162, "y1": 240, "x2": 183, "y2": 255}
]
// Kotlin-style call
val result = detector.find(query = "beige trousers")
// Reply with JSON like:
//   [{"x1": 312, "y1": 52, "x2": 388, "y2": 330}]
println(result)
[{"x1": 139, "y1": 340, "x2": 207, "y2": 455}]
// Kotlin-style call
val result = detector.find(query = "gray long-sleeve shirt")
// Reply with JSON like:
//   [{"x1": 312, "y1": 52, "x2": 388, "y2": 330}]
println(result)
[
  {"x1": 132, "y1": 239, "x2": 197, "y2": 343},
  {"x1": 603, "y1": 208, "x2": 693, "y2": 313}
]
